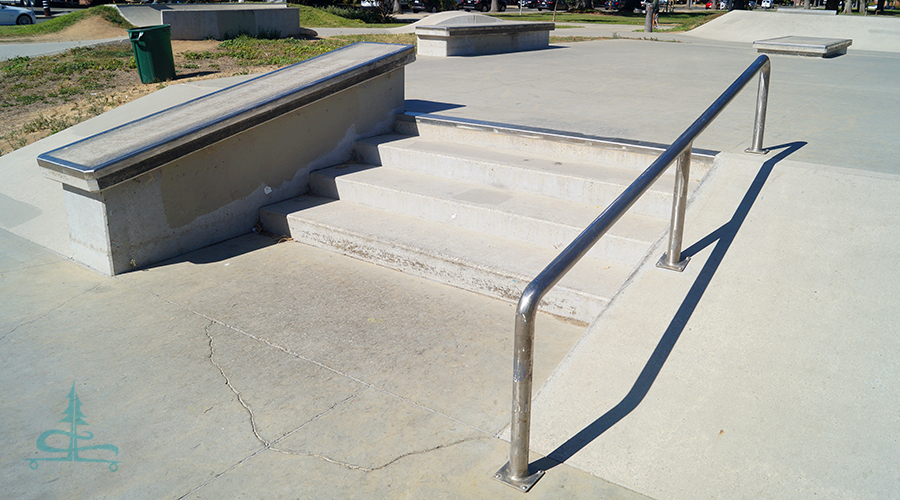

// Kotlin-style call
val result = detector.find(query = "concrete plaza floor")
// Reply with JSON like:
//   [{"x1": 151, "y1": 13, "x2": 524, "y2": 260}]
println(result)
[{"x1": 3, "y1": 13, "x2": 900, "y2": 500}]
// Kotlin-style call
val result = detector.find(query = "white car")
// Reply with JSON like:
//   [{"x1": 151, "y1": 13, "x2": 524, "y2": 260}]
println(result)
[
  {"x1": 761, "y1": 0, "x2": 771, "y2": 7},
  {"x1": 0, "y1": 3, "x2": 35, "y2": 25}
]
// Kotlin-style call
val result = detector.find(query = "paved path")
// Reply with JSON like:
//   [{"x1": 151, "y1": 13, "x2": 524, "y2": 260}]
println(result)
[
  {"x1": 0, "y1": 37, "x2": 126, "y2": 61},
  {"x1": 3, "y1": 10, "x2": 900, "y2": 499}
]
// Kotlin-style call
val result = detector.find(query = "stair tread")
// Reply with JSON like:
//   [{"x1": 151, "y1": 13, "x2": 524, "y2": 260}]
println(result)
[
  {"x1": 312, "y1": 163, "x2": 667, "y2": 247},
  {"x1": 357, "y1": 133, "x2": 695, "y2": 192},
  {"x1": 263, "y1": 195, "x2": 635, "y2": 302}
]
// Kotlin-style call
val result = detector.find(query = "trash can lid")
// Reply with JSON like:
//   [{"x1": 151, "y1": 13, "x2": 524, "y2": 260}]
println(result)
[{"x1": 127, "y1": 24, "x2": 171, "y2": 33}]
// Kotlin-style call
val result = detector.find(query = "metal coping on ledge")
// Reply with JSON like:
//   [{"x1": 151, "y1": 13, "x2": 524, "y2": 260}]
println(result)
[
  {"x1": 37, "y1": 42, "x2": 415, "y2": 191},
  {"x1": 399, "y1": 112, "x2": 720, "y2": 162}
]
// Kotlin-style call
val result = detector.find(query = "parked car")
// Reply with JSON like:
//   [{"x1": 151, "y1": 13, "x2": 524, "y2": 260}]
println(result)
[
  {"x1": 536, "y1": 0, "x2": 567, "y2": 10},
  {"x1": 460, "y1": 0, "x2": 507, "y2": 11},
  {"x1": 361, "y1": 0, "x2": 410, "y2": 9},
  {"x1": 411, "y1": 0, "x2": 441, "y2": 11},
  {"x1": 761, "y1": 0, "x2": 772, "y2": 7},
  {"x1": 605, "y1": 0, "x2": 643, "y2": 11},
  {"x1": 0, "y1": 3, "x2": 34, "y2": 25}
]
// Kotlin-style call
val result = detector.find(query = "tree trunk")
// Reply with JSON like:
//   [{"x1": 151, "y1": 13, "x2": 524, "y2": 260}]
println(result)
[
  {"x1": 571, "y1": 0, "x2": 594, "y2": 9},
  {"x1": 393, "y1": 0, "x2": 402, "y2": 14},
  {"x1": 491, "y1": 0, "x2": 500, "y2": 10},
  {"x1": 843, "y1": 0, "x2": 852, "y2": 13},
  {"x1": 875, "y1": 0, "x2": 884, "y2": 13},
  {"x1": 803, "y1": 0, "x2": 810, "y2": 8}
]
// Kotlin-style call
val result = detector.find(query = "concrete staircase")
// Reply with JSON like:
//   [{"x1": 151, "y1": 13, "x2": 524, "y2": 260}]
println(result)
[{"x1": 260, "y1": 114, "x2": 713, "y2": 324}]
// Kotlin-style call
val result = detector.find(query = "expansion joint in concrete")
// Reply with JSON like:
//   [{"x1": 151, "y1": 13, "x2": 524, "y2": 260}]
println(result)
[
  {"x1": 120, "y1": 277, "x2": 493, "y2": 437},
  {"x1": 193, "y1": 327, "x2": 489, "y2": 481},
  {"x1": 0, "y1": 282, "x2": 103, "y2": 341},
  {"x1": 272, "y1": 435, "x2": 490, "y2": 473}
]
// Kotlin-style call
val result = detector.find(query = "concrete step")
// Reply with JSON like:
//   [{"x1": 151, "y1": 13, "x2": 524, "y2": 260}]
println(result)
[
  {"x1": 394, "y1": 112, "x2": 715, "y2": 176},
  {"x1": 259, "y1": 196, "x2": 634, "y2": 324},
  {"x1": 309, "y1": 164, "x2": 665, "y2": 269},
  {"x1": 353, "y1": 133, "x2": 686, "y2": 219}
]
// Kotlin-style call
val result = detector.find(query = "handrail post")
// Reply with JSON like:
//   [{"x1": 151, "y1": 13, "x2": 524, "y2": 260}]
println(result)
[
  {"x1": 657, "y1": 144, "x2": 692, "y2": 272},
  {"x1": 494, "y1": 289, "x2": 546, "y2": 492},
  {"x1": 745, "y1": 59, "x2": 770, "y2": 155}
]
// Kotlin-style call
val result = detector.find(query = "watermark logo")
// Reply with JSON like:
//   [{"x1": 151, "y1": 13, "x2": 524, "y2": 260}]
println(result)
[{"x1": 26, "y1": 382, "x2": 120, "y2": 471}]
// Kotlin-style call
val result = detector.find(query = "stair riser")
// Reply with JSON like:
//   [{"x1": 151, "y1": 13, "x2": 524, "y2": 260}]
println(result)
[
  {"x1": 395, "y1": 118, "x2": 713, "y2": 177},
  {"x1": 310, "y1": 173, "x2": 658, "y2": 269},
  {"x1": 355, "y1": 141, "x2": 680, "y2": 219},
  {"x1": 259, "y1": 208, "x2": 606, "y2": 324}
]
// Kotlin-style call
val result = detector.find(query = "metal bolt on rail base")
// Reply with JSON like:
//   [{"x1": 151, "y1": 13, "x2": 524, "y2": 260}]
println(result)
[{"x1": 494, "y1": 462, "x2": 545, "y2": 492}]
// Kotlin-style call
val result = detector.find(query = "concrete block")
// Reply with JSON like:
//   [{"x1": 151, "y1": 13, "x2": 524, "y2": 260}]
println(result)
[
  {"x1": 753, "y1": 35, "x2": 852, "y2": 58},
  {"x1": 36, "y1": 43, "x2": 414, "y2": 275},
  {"x1": 416, "y1": 22, "x2": 554, "y2": 57},
  {"x1": 162, "y1": 7, "x2": 303, "y2": 41}
]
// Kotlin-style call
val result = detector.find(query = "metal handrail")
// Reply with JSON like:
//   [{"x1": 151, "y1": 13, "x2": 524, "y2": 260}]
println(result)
[{"x1": 494, "y1": 55, "x2": 771, "y2": 492}]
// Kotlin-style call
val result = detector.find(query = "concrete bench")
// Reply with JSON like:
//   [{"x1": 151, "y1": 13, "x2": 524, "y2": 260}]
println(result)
[
  {"x1": 37, "y1": 42, "x2": 414, "y2": 276},
  {"x1": 415, "y1": 19, "x2": 554, "y2": 57},
  {"x1": 753, "y1": 36, "x2": 852, "y2": 58}
]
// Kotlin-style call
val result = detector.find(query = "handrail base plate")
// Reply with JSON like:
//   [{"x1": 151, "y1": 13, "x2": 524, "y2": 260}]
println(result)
[
  {"x1": 657, "y1": 253, "x2": 691, "y2": 272},
  {"x1": 494, "y1": 462, "x2": 545, "y2": 492},
  {"x1": 744, "y1": 147, "x2": 770, "y2": 155}
]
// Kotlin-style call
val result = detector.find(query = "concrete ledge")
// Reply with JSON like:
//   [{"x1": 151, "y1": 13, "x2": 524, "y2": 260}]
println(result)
[
  {"x1": 754, "y1": 35, "x2": 851, "y2": 58},
  {"x1": 161, "y1": 7, "x2": 305, "y2": 41},
  {"x1": 416, "y1": 21, "x2": 554, "y2": 57},
  {"x1": 36, "y1": 43, "x2": 414, "y2": 275}
]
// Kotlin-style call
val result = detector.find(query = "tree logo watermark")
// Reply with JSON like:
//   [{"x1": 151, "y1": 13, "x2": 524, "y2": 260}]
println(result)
[{"x1": 26, "y1": 382, "x2": 120, "y2": 471}]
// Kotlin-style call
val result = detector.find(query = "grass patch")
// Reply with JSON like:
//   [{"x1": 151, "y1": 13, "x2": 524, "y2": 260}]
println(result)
[
  {"x1": 332, "y1": 33, "x2": 417, "y2": 45},
  {"x1": 0, "y1": 33, "x2": 416, "y2": 155},
  {"x1": 0, "y1": 5, "x2": 134, "y2": 38},
  {"x1": 296, "y1": 4, "x2": 368, "y2": 27},
  {"x1": 1, "y1": 43, "x2": 135, "y2": 107},
  {"x1": 294, "y1": 4, "x2": 408, "y2": 27},
  {"x1": 183, "y1": 33, "x2": 415, "y2": 67}
]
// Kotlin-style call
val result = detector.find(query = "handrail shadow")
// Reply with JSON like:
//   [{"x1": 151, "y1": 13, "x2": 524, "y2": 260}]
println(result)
[{"x1": 532, "y1": 141, "x2": 807, "y2": 472}]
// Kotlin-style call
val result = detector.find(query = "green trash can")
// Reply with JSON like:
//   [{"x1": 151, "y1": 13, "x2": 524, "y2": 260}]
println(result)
[{"x1": 128, "y1": 25, "x2": 176, "y2": 84}]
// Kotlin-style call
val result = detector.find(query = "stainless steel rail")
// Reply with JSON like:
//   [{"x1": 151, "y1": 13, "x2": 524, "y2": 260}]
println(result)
[{"x1": 494, "y1": 55, "x2": 771, "y2": 492}]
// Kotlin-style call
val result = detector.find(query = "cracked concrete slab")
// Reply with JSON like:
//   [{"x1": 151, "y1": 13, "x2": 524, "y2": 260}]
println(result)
[
  {"x1": 3, "y1": 280, "x2": 260, "y2": 499},
  {"x1": 273, "y1": 387, "x2": 483, "y2": 472},
  {"x1": 201, "y1": 320, "x2": 364, "y2": 446},
  {"x1": 115, "y1": 234, "x2": 584, "y2": 436},
  {"x1": 2, "y1": 228, "x2": 647, "y2": 498},
  {"x1": 185, "y1": 435, "x2": 652, "y2": 500}
]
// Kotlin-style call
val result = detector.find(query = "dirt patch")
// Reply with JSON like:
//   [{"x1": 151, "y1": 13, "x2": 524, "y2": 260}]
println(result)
[
  {"x1": 0, "y1": 18, "x2": 279, "y2": 156},
  {"x1": 2, "y1": 15, "x2": 127, "y2": 43}
]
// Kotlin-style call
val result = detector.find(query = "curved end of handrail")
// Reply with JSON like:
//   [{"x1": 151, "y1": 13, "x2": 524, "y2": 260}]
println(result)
[{"x1": 515, "y1": 280, "x2": 544, "y2": 321}]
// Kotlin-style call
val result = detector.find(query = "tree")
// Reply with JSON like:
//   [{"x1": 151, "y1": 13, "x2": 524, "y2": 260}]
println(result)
[
  {"x1": 491, "y1": 0, "x2": 501, "y2": 11},
  {"x1": 570, "y1": 0, "x2": 595, "y2": 10},
  {"x1": 393, "y1": 0, "x2": 402, "y2": 14}
]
